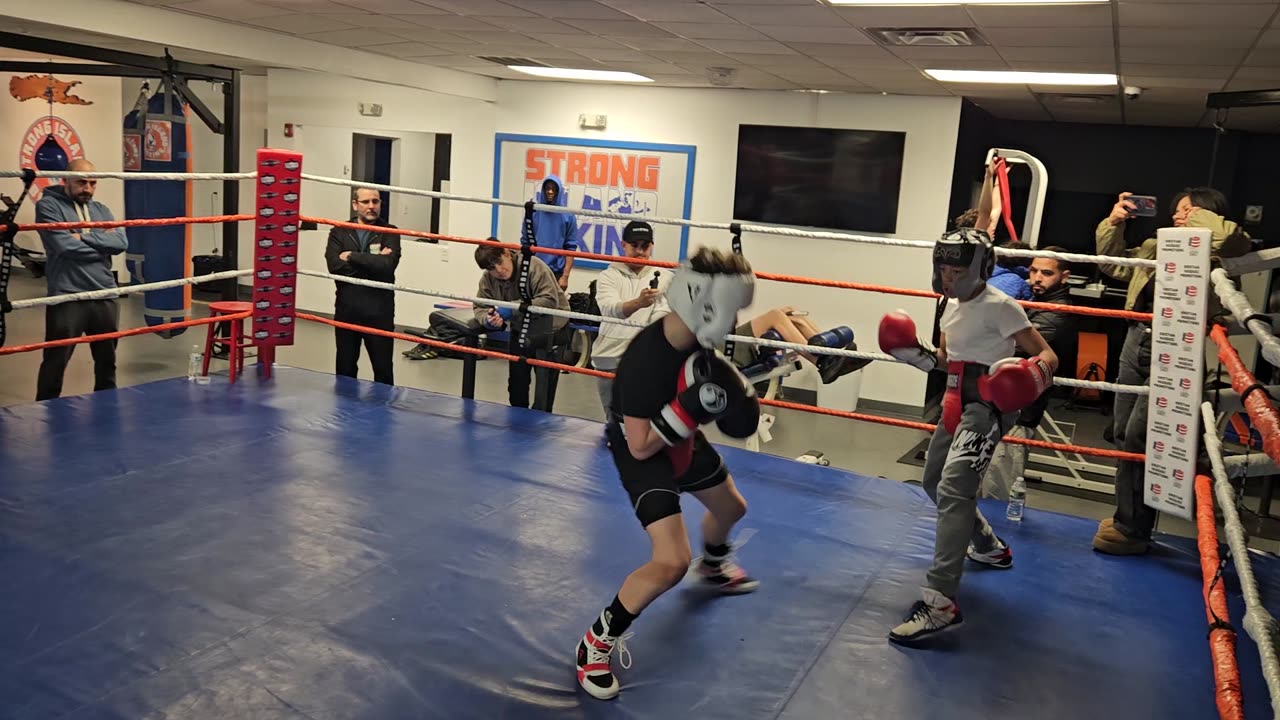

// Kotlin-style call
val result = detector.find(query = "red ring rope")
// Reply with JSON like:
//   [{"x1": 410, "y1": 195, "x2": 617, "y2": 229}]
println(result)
[
  {"x1": 1209, "y1": 324, "x2": 1280, "y2": 468},
  {"x1": 0, "y1": 312, "x2": 251, "y2": 356},
  {"x1": 300, "y1": 215, "x2": 1153, "y2": 324},
  {"x1": 16, "y1": 214, "x2": 253, "y2": 232},
  {"x1": 296, "y1": 313, "x2": 1143, "y2": 463},
  {"x1": 1195, "y1": 472, "x2": 1245, "y2": 720}
]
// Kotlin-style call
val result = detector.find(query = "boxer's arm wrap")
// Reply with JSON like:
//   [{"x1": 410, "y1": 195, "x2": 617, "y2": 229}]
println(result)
[
  {"x1": 652, "y1": 396, "x2": 701, "y2": 446},
  {"x1": 878, "y1": 312, "x2": 938, "y2": 372}
]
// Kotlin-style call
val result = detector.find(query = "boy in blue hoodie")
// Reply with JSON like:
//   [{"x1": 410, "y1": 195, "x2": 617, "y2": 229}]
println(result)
[{"x1": 523, "y1": 175, "x2": 580, "y2": 290}]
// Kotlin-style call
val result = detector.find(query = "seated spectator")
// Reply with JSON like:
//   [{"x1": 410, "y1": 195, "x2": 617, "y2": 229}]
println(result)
[
  {"x1": 730, "y1": 307, "x2": 869, "y2": 384},
  {"x1": 989, "y1": 239, "x2": 1032, "y2": 301},
  {"x1": 473, "y1": 243, "x2": 571, "y2": 413}
]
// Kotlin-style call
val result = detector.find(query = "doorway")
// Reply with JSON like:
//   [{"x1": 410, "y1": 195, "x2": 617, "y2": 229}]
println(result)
[{"x1": 352, "y1": 133, "x2": 394, "y2": 222}]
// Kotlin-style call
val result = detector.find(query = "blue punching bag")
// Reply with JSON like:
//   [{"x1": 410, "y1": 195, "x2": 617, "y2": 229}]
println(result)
[
  {"x1": 122, "y1": 86, "x2": 147, "y2": 284},
  {"x1": 34, "y1": 134, "x2": 68, "y2": 171},
  {"x1": 124, "y1": 82, "x2": 191, "y2": 336}
]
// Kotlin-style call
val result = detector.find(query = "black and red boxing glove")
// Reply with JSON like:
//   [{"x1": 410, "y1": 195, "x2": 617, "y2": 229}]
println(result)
[
  {"x1": 878, "y1": 311, "x2": 938, "y2": 373},
  {"x1": 652, "y1": 350, "x2": 754, "y2": 446},
  {"x1": 979, "y1": 357, "x2": 1054, "y2": 413}
]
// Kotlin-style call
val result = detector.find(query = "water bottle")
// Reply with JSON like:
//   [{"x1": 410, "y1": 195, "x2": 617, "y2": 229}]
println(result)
[
  {"x1": 1006, "y1": 476, "x2": 1027, "y2": 522},
  {"x1": 188, "y1": 345, "x2": 210, "y2": 385}
]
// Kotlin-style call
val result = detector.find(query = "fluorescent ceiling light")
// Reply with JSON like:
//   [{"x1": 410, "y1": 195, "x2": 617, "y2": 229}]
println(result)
[
  {"x1": 829, "y1": 1, "x2": 1105, "y2": 5},
  {"x1": 925, "y1": 69, "x2": 1117, "y2": 85},
  {"x1": 508, "y1": 66, "x2": 653, "y2": 83}
]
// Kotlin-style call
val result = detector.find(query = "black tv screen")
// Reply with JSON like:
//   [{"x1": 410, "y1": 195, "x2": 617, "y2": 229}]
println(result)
[{"x1": 733, "y1": 124, "x2": 906, "y2": 235}]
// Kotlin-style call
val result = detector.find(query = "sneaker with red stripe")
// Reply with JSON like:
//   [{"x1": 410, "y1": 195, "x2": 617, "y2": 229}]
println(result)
[
  {"x1": 576, "y1": 628, "x2": 631, "y2": 700},
  {"x1": 696, "y1": 558, "x2": 760, "y2": 594}
]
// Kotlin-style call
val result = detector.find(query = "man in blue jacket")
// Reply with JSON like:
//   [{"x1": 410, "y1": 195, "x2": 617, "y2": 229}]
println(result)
[
  {"x1": 35, "y1": 158, "x2": 129, "y2": 400},
  {"x1": 523, "y1": 175, "x2": 579, "y2": 290}
]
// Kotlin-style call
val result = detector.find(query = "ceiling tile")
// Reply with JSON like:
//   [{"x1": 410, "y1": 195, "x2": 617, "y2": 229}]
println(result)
[
  {"x1": 654, "y1": 51, "x2": 737, "y2": 65},
  {"x1": 575, "y1": 46, "x2": 663, "y2": 62},
  {"x1": 968, "y1": 99, "x2": 1054, "y2": 121},
  {"x1": 300, "y1": 28, "x2": 396, "y2": 47},
  {"x1": 538, "y1": 34, "x2": 627, "y2": 49},
  {"x1": 652, "y1": 22, "x2": 768, "y2": 40},
  {"x1": 317, "y1": 14, "x2": 407, "y2": 29},
  {"x1": 726, "y1": 53, "x2": 831, "y2": 68},
  {"x1": 695, "y1": 39, "x2": 798, "y2": 55},
  {"x1": 385, "y1": 26, "x2": 470, "y2": 42},
  {"x1": 787, "y1": 43, "x2": 897, "y2": 59},
  {"x1": 473, "y1": 16, "x2": 582, "y2": 33},
  {"x1": 243, "y1": 14, "x2": 356, "y2": 34},
  {"x1": 1246, "y1": 48, "x2": 1280, "y2": 67},
  {"x1": 614, "y1": 37, "x2": 715, "y2": 52},
  {"x1": 831, "y1": 6, "x2": 973, "y2": 28},
  {"x1": 1258, "y1": 28, "x2": 1280, "y2": 48},
  {"x1": 1121, "y1": 47, "x2": 1249, "y2": 64},
  {"x1": 363, "y1": 41, "x2": 449, "y2": 56},
  {"x1": 406, "y1": 14, "x2": 507, "y2": 30},
  {"x1": 889, "y1": 46, "x2": 1006, "y2": 62},
  {"x1": 1120, "y1": 63, "x2": 1235, "y2": 79},
  {"x1": 418, "y1": 0, "x2": 533, "y2": 15},
  {"x1": 967, "y1": 4, "x2": 1114, "y2": 28},
  {"x1": 714, "y1": 4, "x2": 847, "y2": 27},
  {"x1": 561, "y1": 20, "x2": 677, "y2": 37},
  {"x1": 758, "y1": 26, "x2": 873, "y2": 45},
  {"x1": 1231, "y1": 66, "x2": 1280, "y2": 83},
  {"x1": 1006, "y1": 60, "x2": 1116, "y2": 73},
  {"x1": 910, "y1": 59, "x2": 1012, "y2": 72},
  {"x1": 999, "y1": 46, "x2": 1116, "y2": 63},
  {"x1": 768, "y1": 66, "x2": 860, "y2": 84},
  {"x1": 602, "y1": 2, "x2": 734, "y2": 24},
  {"x1": 329, "y1": 0, "x2": 443, "y2": 13},
  {"x1": 980, "y1": 27, "x2": 1115, "y2": 47},
  {"x1": 1118, "y1": 2, "x2": 1277, "y2": 28},
  {"x1": 261, "y1": 0, "x2": 367, "y2": 12},
  {"x1": 1121, "y1": 28, "x2": 1254, "y2": 47},
  {"x1": 501, "y1": 0, "x2": 632, "y2": 20},
  {"x1": 167, "y1": 0, "x2": 290, "y2": 20}
]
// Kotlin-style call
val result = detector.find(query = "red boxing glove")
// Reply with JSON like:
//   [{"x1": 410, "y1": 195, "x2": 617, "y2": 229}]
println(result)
[
  {"x1": 978, "y1": 358, "x2": 1053, "y2": 413},
  {"x1": 878, "y1": 311, "x2": 938, "y2": 373}
]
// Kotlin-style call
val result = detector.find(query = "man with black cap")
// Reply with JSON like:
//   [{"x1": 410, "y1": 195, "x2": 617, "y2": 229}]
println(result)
[{"x1": 591, "y1": 220, "x2": 671, "y2": 419}]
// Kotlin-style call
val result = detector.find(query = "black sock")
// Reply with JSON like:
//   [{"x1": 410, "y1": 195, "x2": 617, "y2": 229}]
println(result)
[
  {"x1": 592, "y1": 595, "x2": 637, "y2": 639},
  {"x1": 703, "y1": 542, "x2": 731, "y2": 567}
]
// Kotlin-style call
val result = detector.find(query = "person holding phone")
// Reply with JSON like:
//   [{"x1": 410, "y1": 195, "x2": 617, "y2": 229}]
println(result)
[{"x1": 1092, "y1": 188, "x2": 1251, "y2": 555}]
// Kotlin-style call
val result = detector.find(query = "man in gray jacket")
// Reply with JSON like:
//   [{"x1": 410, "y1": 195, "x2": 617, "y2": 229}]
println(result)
[
  {"x1": 35, "y1": 159, "x2": 128, "y2": 400},
  {"x1": 473, "y1": 244, "x2": 570, "y2": 412}
]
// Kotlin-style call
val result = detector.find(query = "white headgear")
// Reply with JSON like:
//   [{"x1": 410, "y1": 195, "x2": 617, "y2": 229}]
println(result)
[{"x1": 666, "y1": 263, "x2": 756, "y2": 349}]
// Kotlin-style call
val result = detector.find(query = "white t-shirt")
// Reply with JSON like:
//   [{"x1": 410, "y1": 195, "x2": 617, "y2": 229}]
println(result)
[{"x1": 940, "y1": 284, "x2": 1032, "y2": 366}]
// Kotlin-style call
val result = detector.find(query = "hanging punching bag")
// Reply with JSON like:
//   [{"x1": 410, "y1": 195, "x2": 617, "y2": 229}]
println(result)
[
  {"x1": 124, "y1": 81, "x2": 192, "y2": 336},
  {"x1": 122, "y1": 84, "x2": 148, "y2": 285}
]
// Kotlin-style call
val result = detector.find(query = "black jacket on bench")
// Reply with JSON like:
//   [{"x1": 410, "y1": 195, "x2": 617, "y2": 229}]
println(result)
[{"x1": 324, "y1": 216, "x2": 402, "y2": 323}]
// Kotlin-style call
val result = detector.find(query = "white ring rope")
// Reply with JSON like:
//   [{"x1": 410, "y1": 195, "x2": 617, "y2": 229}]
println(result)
[
  {"x1": 298, "y1": 173, "x2": 1156, "y2": 270},
  {"x1": 1212, "y1": 268, "x2": 1280, "y2": 369},
  {"x1": 299, "y1": 269, "x2": 1149, "y2": 395},
  {"x1": 7, "y1": 270, "x2": 253, "y2": 311},
  {"x1": 4, "y1": 167, "x2": 1155, "y2": 269},
  {"x1": 1201, "y1": 401, "x2": 1280, "y2": 719},
  {"x1": 0, "y1": 170, "x2": 256, "y2": 182}
]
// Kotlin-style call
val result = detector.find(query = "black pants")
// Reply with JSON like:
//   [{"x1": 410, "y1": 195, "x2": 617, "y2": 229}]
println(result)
[
  {"x1": 335, "y1": 314, "x2": 395, "y2": 385},
  {"x1": 36, "y1": 299, "x2": 119, "y2": 401},
  {"x1": 508, "y1": 325, "x2": 570, "y2": 412},
  {"x1": 1111, "y1": 325, "x2": 1155, "y2": 539}
]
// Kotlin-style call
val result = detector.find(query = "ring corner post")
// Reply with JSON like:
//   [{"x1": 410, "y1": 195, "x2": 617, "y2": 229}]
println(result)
[{"x1": 251, "y1": 148, "x2": 303, "y2": 381}]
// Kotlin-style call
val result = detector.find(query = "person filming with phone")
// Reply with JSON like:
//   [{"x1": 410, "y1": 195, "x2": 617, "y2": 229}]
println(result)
[{"x1": 1091, "y1": 187, "x2": 1251, "y2": 556}]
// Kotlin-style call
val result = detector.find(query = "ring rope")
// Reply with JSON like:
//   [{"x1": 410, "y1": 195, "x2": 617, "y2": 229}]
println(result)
[
  {"x1": 0, "y1": 311, "x2": 251, "y2": 356},
  {"x1": 6, "y1": 270, "x2": 253, "y2": 312},
  {"x1": 1209, "y1": 324, "x2": 1280, "y2": 468},
  {"x1": 1212, "y1": 268, "x2": 1280, "y2": 369},
  {"x1": 293, "y1": 311, "x2": 1145, "y2": 463},
  {"x1": 0, "y1": 170, "x2": 256, "y2": 181},
  {"x1": 297, "y1": 173, "x2": 1157, "y2": 269},
  {"x1": 1201, "y1": 401, "x2": 1280, "y2": 718},
  {"x1": 299, "y1": 268, "x2": 1151, "y2": 397},
  {"x1": 1194, "y1": 471, "x2": 1244, "y2": 720},
  {"x1": 17, "y1": 214, "x2": 254, "y2": 233},
  {"x1": 301, "y1": 216, "x2": 1155, "y2": 324}
]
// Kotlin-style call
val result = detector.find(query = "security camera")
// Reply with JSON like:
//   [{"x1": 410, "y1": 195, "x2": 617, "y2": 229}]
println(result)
[{"x1": 1124, "y1": 86, "x2": 1143, "y2": 100}]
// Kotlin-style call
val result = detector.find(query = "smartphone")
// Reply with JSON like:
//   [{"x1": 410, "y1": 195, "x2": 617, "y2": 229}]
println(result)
[{"x1": 1129, "y1": 195, "x2": 1158, "y2": 218}]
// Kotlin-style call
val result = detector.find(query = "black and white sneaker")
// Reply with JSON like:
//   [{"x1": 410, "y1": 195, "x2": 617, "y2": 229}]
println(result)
[
  {"x1": 576, "y1": 627, "x2": 632, "y2": 700},
  {"x1": 967, "y1": 537, "x2": 1013, "y2": 569},
  {"x1": 889, "y1": 588, "x2": 962, "y2": 644}
]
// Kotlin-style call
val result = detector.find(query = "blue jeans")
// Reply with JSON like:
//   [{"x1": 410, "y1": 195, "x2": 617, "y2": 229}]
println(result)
[{"x1": 1111, "y1": 325, "x2": 1155, "y2": 539}]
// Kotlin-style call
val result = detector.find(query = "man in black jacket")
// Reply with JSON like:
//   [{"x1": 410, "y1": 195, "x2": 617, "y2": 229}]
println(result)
[
  {"x1": 980, "y1": 249, "x2": 1075, "y2": 500},
  {"x1": 324, "y1": 187, "x2": 401, "y2": 385}
]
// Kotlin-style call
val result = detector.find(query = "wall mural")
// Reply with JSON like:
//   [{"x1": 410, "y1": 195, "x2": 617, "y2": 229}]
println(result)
[{"x1": 8, "y1": 74, "x2": 91, "y2": 202}]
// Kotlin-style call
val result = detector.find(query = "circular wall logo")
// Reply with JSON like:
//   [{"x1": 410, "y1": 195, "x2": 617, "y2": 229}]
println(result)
[{"x1": 19, "y1": 115, "x2": 85, "y2": 202}]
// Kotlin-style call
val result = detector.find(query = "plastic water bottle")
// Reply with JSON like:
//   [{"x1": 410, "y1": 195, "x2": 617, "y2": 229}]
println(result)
[
  {"x1": 188, "y1": 345, "x2": 210, "y2": 385},
  {"x1": 1006, "y1": 476, "x2": 1027, "y2": 522}
]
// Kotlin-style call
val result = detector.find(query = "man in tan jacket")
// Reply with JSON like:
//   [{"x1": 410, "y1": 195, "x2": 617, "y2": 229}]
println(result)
[
  {"x1": 1092, "y1": 189, "x2": 1250, "y2": 555},
  {"x1": 474, "y1": 244, "x2": 571, "y2": 412}
]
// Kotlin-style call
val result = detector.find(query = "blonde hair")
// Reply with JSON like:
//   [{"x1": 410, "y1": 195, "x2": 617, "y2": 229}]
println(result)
[{"x1": 687, "y1": 246, "x2": 752, "y2": 276}]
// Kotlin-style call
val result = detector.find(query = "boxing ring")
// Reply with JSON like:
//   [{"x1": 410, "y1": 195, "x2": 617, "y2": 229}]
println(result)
[{"x1": 4, "y1": 155, "x2": 1280, "y2": 718}]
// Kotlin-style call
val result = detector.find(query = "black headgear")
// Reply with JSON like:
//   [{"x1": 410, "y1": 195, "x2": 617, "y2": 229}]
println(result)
[{"x1": 932, "y1": 227, "x2": 995, "y2": 299}]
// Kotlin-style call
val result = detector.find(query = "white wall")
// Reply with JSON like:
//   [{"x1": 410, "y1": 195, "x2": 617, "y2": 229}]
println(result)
[
  {"x1": 266, "y1": 68, "x2": 496, "y2": 326},
  {"x1": 4, "y1": 70, "x2": 123, "y2": 274},
  {"x1": 121, "y1": 75, "x2": 268, "y2": 284},
  {"x1": 494, "y1": 82, "x2": 962, "y2": 409}
]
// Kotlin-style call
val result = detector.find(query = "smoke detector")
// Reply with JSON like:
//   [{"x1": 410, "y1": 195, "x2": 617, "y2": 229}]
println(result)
[
  {"x1": 867, "y1": 28, "x2": 987, "y2": 47},
  {"x1": 707, "y1": 67, "x2": 736, "y2": 87}
]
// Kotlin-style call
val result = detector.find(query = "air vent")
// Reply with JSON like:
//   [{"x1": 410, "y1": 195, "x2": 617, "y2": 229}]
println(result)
[
  {"x1": 866, "y1": 28, "x2": 987, "y2": 47},
  {"x1": 477, "y1": 57, "x2": 549, "y2": 68},
  {"x1": 1040, "y1": 93, "x2": 1112, "y2": 105}
]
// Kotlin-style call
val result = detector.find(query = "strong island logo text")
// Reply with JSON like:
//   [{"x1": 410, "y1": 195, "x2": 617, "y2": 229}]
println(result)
[{"x1": 19, "y1": 116, "x2": 85, "y2": 202}]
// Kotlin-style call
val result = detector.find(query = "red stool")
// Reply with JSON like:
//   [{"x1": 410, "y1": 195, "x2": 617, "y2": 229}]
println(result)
[{"x1": 203, "y1": 301, "x2": 254, "y2": 383}]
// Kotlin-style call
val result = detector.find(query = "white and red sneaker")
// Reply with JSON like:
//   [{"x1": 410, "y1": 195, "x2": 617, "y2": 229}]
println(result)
[
  {"x1": 889, "y1": 588, "x2": 963, "y2": 644},
  {"x1": 696, "y1": 558, "x2": 760, "y2": 594},
  {"x1": 966, "y1": 536, "x2": 1013, "y2": 569},
  {"x1": 576, "y1": 628, "x2": 631, "y2": 700}
]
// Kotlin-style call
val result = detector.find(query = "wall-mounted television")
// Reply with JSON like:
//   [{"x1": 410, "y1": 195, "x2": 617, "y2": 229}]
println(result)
[{"x1": 733, "y1": 124, "x2": 906, "y2": 235}]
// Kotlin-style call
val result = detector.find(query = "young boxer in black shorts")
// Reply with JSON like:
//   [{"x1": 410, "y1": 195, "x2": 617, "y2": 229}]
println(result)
[{"x1": 576, "y1": 247, "x2": 762, "y2": 700}]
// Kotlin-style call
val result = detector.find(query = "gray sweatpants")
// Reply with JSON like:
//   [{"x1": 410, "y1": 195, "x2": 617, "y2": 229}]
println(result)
[{"x1": 922, "y1": 391, "x2": 1013, "y2": 598}]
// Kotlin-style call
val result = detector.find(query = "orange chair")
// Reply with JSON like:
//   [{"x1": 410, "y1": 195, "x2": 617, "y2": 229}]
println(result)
[
  {"x1": 1074, "y1": 332, "x2": 1108, "y2": 403},
  {"x1": 202, "y1": 301, "x2": 254, "y2": 383}
]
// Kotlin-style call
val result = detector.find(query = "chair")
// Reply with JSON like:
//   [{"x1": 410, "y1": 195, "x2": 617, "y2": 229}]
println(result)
[{"x1": 202, "y1": 301, "x2": 254, "y2": 383}]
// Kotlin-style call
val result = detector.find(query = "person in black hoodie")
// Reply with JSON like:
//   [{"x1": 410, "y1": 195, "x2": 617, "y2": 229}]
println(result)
[{"x1": 324, "y1": 187, "x2": 401, "y2": 385}]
